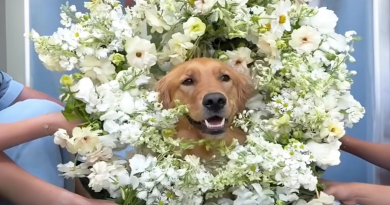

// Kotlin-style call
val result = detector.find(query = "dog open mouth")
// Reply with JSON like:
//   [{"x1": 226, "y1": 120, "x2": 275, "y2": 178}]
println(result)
[{"x1": 187, "y1": 116, "x2": 228, "y2": 135}]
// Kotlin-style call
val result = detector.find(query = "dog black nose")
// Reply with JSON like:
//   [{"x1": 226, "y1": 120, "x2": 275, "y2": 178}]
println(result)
[{"x1": 203, "y1": 92, "x2": 226, "y2": 112}]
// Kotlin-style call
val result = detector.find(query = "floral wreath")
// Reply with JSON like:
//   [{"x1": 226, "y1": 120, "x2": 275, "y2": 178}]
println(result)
[{"x1": 30, "y1": 0, "x2": 364, "y2": 204}]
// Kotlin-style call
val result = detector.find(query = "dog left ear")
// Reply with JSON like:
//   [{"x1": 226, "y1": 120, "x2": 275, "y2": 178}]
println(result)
[
  {"x1": 155, "y1": 75, "x2": 172, "y2": 109},
  {"x1": 233, "y1": 71, "x2": 254, "y2": 111}
]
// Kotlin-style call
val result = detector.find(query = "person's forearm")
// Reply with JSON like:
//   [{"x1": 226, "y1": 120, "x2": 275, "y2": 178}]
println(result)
[
  {"x1": 341, "y1": 135, "x2": 390, "y2": 171},
  {"x1": 14, "y1": 86, "x2": 63, "y2": 106},
  {"x1": 0, "y1": 152, "x2": 83, "y2": 205},
  {"x1": 354, "y1": 183, "x2": 390, "y2": 205},
  {"x1": 0, "y1": 113, "x2": 69, "y2": 151}
]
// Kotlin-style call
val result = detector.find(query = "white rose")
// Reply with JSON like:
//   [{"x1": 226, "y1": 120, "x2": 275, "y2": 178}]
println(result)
[
  {"x1": 70, "y1": 77, "x2": 96, "y2": 104},
  {"x1": 306, "y1": 140, "x2": 342, "y2": 170},
  {"x1": 300, "y1": 7, "x2": 338, "y2": 34}
]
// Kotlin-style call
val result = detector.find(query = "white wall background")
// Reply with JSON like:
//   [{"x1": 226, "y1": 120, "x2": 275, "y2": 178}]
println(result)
[
  {"x1": 0, "y1": 1, "x2": 7, "y2": 72},
  {"x1": 0, "y1": 0, "x2": 28, "y2": 84}
]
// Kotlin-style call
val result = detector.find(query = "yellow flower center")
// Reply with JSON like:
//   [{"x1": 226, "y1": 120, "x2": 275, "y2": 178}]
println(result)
[
  {"x1": 75, "y1": 32, "x2": 79, "y2": 38},
  {"x1": 265, "y1": 23, "x2": 271, "y2": 31},
  {"x1": 279, "y1": 15, "x2": 286, "y2": 24},
  {"x1": 328, "y1": 123, "x2": 343, "y2": 136},
  {"x1": 191, "y1": 24, "x2": 201, "y2": 32}
]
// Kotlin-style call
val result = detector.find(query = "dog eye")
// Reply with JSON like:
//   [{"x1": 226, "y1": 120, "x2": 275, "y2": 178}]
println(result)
[
  {"x1": 220, "y1": 74, "x2": 230, "y2": 82},
  {"x1": 182, "y1": 78, "x2": 194, "y2": 86}
]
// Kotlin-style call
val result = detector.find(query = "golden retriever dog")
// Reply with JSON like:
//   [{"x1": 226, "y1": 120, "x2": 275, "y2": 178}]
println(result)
[{"x1": 156, "y1": 58, "x2": 254, "y2": 159}]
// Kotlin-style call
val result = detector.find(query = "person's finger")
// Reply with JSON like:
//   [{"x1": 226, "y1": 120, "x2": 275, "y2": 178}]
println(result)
[
  {"x1": 323, "y1": 186, "x2": 335, "y2": 196},
  {"x1": 320, "y1": 179, "x2": 343, "y2": 187}
]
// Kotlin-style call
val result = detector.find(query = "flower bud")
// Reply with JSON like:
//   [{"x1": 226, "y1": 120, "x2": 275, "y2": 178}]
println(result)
[
  {"x1": 110, "y1": 53, "x2": 126, "y2": 66},
  {"x1": 60, "y1": 74, "x2": 74, "y2": 86}
]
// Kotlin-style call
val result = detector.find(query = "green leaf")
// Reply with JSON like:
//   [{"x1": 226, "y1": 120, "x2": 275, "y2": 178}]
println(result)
[{"x1": 61, "y1": 110, "x2": 79, "y2": 121}]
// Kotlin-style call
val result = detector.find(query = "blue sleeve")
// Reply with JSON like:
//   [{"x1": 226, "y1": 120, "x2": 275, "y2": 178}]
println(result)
[{"x1": 0, "y1": 71, "x2": 24, "y2": 111}]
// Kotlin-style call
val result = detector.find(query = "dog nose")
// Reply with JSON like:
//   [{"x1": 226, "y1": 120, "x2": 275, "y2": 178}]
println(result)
[{"x1": 203, "y1": 92, "x2": 226, "y2": 112}]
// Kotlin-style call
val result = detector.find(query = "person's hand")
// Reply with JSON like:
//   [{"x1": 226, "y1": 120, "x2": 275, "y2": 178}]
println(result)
[
  {"x1": 85, "y1": 198, "x2": 118, "y2": 205},
  {"x1": 72, "y1": 196, "x2": 118, "y2": 205},
  {"x1": 322, "y1": 179, "x2": 359, "y2": 205},
  {"x1": 46, "y1": 112, "x2": 83, "y2": 136}
]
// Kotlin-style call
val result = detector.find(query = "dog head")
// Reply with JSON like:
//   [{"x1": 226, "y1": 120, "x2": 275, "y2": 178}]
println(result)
[{"x1": 156, "y1": 58, "x2": 254, "y2": 138}]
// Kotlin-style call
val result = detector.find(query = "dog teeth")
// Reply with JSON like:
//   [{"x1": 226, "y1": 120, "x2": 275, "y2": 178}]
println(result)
[{"x1": 205, "y1": 118, "x2": 225, "y2": 129}]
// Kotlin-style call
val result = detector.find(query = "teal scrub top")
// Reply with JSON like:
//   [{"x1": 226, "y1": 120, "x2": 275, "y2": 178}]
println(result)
[{"x1": 0, "y1": 72, "x2": 75, "y2": 205}]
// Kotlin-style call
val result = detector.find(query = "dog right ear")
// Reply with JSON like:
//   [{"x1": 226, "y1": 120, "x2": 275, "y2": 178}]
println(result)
[{"x1": 155, "y1": 75, "x2": 172, "y2": 109}]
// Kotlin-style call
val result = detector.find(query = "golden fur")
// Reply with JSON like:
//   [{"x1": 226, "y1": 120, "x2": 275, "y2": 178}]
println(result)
[{"x1": 156, "y1": 58, "x2": 254, "y2": 158}]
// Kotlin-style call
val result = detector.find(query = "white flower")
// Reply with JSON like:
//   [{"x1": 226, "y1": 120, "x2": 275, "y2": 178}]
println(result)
[
  {"x1": 326, "y1": 33, "x2": 347, "y2": 52},
  {"x1": 183, "y1": 17, "x2": 206, "y2": 40},
  {"x1": 129, "y1": 154, "x2": 156, "y2": 175},
  {"x1": 276, "y1": 187, "x2": 299, "y2": 202},
  {"x1": 232, "y1": 184, "x2": 274, "y2": 205},
  {"x1": 167, "y1": 32, "x2": 194, "y2": 55},
  {"x1": 135, "y1": 75, "x2": 151, "y2": 87},
  {"x1": 71, "y1": 127, "x2": 102, "y2": 155},
  {"x1": 257, "y1": 32, "x2": 278, "y2": 57},
  {"x1": 271, "y1": 0, "x2": 292, "y2": 34},
  {"x1": 289, "y1": 26, "x2": 322, "y2": 54},
  {"x1": 125, "y1": 36, "x2": 157, "y2": 69},
  {"x1": 169, "y1": 53, "x2": 186, "y2": 66},
  {"x1": 70, "y1": 77, "x2": 96, "y2": 103},
  {"x1": 38, "y1": 55, "x2": 65, "y2": 71},
  {"x1": 103, "y1": 120, "x2": 120, "y2": 134},
  {"x1": 119, "y1": 91, "x2": 136, "y2": 115},
  {"x1": 144, "y1": 6, "x2": 170, "y2": 33},
  {"x1": 79, "y1": 56, "x2": 116, "y2": 84},
  {"x1": 345, "y1": 31, "x2": 357, "y2": 42},
  {"x1": 88, "y1": 161, "x2": 113, "y2": 192},
  {"x1": 194, "y1": 0, "x2": 216, "y2": 14},
  {"x1": 306, "y1": 140, "x2": 342, "y2": 169},
  {"x1": 57, "y1": 162, "x2": 91, "y2": 178},
  {"x1": 53, "y1": 129, "x2": 71, "y2": 148},
  {"x1": 81, "y1": 144, "x2": 114, "y2": 164},
  {"x1": 300, "y1": 7, "x2": 338, "y2": 34},
  {"x1": 184, "y1": 155, "x2": 201, "y2": 167},
  {"x1": 246, "y1": 93, "x2": 266, "y2": 110},
  {"x1": 320, "y1": 120, "x2": 346, "y2": 141},
  {"x1": 307, "y1": 192, "x2": 335, "y2": 205},
  {"x1": 225, "y1": 47, "x2": 253, "y2": 75}
]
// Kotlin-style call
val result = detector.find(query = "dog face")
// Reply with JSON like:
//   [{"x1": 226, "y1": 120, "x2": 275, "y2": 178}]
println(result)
[{"x1": 156, "y1": 58, "x2": 253, "y2": 138}]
